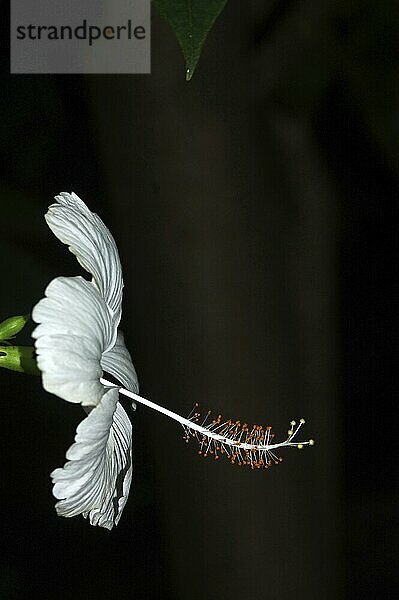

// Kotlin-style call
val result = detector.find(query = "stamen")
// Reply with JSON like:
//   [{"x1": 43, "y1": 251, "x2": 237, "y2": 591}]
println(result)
[{"x1": 100, "y1": 378, "x2": 314, "y2": 471}]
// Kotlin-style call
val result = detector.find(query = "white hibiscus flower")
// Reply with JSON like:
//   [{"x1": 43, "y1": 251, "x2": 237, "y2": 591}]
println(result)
[
  {"x1": 32, "y1": 192, "x2": 314, "y2": 531},
  {"x1": 32, "y1": 192, "x2": 138, "y2": 530}
]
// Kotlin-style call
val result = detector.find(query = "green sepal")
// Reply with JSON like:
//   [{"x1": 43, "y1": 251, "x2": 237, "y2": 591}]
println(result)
[
  {"x1": 0, "y1": 345, "x2": 40, "y2": 376},
  {"x1": 0, "y1": 314, "x2": 30, "y2": 342}
]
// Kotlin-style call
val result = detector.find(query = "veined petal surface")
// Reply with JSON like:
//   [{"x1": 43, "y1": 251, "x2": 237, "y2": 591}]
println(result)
[
  {"x1": 32, "y1": 276, "x2": 115, "y2": 407},
  {"x1": 101, "y1": 330, "x2": 139, "y2": 394},
  {"x1": 46, "y1": 192, "x2": 123, "y2": 322},
  {"x1": 51, "y1": 388, "x2": 133, "y2": 530}
]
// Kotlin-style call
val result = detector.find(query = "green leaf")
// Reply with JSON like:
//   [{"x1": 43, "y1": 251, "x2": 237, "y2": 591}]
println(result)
[
  {"x1": 0, "y1": 346, "x2": 40, "y2": 376},
  {"x1": 154, "y1": 0, "x2": 228, "y2": 80},
  {"x1": 0, "y1": 315, "x2": 30, "y2": 342}
]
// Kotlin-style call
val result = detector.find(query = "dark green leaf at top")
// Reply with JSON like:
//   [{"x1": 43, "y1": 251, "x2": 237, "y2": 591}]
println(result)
[{"x1": 154, "y1": 0, "x2": 228, "y2": 80}]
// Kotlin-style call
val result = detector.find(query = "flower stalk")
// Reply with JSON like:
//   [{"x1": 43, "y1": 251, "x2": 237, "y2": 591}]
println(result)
[{"x1": 0, "y1": 345, "x2": 40, "y2": 375}]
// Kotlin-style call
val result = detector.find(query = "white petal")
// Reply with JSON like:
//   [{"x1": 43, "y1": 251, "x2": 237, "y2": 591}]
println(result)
[
  {"x1": 45, "y1": 192, "x2": 123, "y2": 322},
  {"x1": 32, "y1": 276, "x2": 115, "y2": 407},
  {"x1": 51, "y1": 389, "x2": 132, "y2": 530},
  {"x1": 101, "y1": 330, "x2": 139, "y2": 394}
]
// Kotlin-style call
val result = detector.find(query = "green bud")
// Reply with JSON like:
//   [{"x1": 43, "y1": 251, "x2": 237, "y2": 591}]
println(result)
[
  {"x1": 0, "y1": 314, "x2": 30, "y2": 342},
  {"x1": 0, "y1": 345, "x2": 40, "y2": 376}
]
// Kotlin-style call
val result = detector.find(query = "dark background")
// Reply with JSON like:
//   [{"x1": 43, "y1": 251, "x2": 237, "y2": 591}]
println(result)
[{"x1": 0, "y1": 1, "x2": 397, "y2": 598}]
